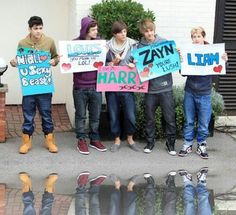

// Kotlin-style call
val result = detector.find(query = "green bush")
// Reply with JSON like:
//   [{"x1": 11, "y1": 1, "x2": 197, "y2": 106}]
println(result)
[
  {"x1": 135, "y1": 85, "x2": 225, "y2": 139},
  {"x1": 90, "y1": 0, "x2": 155, "y2": 40}
]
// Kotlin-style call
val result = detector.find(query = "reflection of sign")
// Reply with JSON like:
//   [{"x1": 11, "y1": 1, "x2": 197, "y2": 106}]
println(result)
[
  {"x1": 96, "y1": 66, "x2": 149, "y2": 92},
  {"x1": 59, "y1": 40, "x2": 106, "y2": 73},
  {"x1": 132, "y1": 40, "x2": 181, "y2": 82},
  {"x1": 181, "y1": 43, "x2": 226, "y2": 76},
  {"x1": 16, "y1": 47, "x2": 54, "y2": 96}
]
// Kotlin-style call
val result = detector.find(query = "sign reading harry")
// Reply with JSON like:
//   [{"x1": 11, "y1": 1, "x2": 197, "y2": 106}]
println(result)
[
  {"x1": 59, "y1": 40, "x2": 106, "y2": 73},
  {"x1": 181, "y1": 43, "x2": 226, "y2": 75},
  {"x1": 16, "y1": 48, "x2": 54, "y2": 96},
  {"x1": 132, "y1": 40, "x2": 181, "y2": 82},
  {"x1": 96, "y1": 66, "x2": 149, "y2": 92}
]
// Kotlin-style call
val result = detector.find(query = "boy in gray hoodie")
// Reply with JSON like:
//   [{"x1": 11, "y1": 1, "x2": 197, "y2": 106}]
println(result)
[{"x1": 137, "y1": 19, "x2": 177, "y2": 155}]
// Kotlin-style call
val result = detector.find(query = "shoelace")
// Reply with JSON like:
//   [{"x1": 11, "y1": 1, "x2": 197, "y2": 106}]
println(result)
[
  {"x1": 197, "y1": 172, "x2": 207, "y2": 182},
  {"x1": 199, "y1": 145, "x2": 207, "y2": 153}
]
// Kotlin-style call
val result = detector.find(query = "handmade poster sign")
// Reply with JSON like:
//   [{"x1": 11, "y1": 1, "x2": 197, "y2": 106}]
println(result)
[
  {"x1": 16, "y1": 47, "x2": 54, "y2": 96},
  {"x1": 180, "y1": 43, "x2": 226, "y2": 75},
  {"x1": 96, "y1": 66, "x2": 149, "y2": 92},
  {"x1": 132, "y1": 40, "x2": 181, "y2": 82},
  {"x1": 59, "y1": 40, "x2": 106, "y2": 73}
]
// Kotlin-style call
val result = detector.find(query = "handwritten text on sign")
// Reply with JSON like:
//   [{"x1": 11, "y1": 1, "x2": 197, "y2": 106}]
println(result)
[
  {"x1": 16, "y1": 47, "x2": 54, "y2": 96},
  {"x1": 132, "y1": 40, "x2": 181, "y2": 82},
  {"x1": 181, "y1": 43, "x2": 226, "y2": 75},
  {"x1": 96, "y1": 66, "x2": 149, "y2": 92},
  {"x1": 59, "y1": 40, "x2": 106, "y2": 73}
]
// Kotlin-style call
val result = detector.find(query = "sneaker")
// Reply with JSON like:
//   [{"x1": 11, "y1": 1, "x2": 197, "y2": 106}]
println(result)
[
  {"x1": 196, "y1": 144, "x2": 208, "y2": 159},
  {"x1": 90, "y1": 175, "x2": 107, "y2": 186},
  {"x1": 77, "y1": 139, "x2": 89, "y2": 155},
  {"x1": 166, "y1": 141, "x2": 176, "y2": 156},
  {"x1": 89, "y1": 140, "x2": 107, "y2": 152},
  {"x1": 197, "y1": 167, "x2": 208, "y2": 183},
  {"x1": 110, "y1": 143, "x2": 120, "y2": 152},
  {"x1": 144, "y1": 143, "x2": 154, "y2": 153},
  {"x1": 129, "y1": 142, "x2": 141, "y2": 152},
  {"x1": 178, "y1": 169, "x2": 192, "y2": 182},
  {"x1": 77, "y1": 171, "x2": 90, "y2": 187},
  {"x1": 144, "y1": 173, "x2": 155, "y2": 186},
  {"x1": 178, "y1": 145, "x2": 192, "y2": 157}
]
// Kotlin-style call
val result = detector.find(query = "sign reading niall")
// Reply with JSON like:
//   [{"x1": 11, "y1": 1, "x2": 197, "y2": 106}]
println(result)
[
  {"x1": 59, "y1": 40, "x2": 106, "y2": 73},
  {"x1": 16, "y1": 47, "x2": 54, "y2": 96},
  {"x1": 132, "y1": 40, "x2": 181, "y2": 82},
  {"x1": 181, "y1": 43, "x2": 226, "y2": 75},
  {"x1": 96, "y1": 66, "x2": 149, "y2": 92}
]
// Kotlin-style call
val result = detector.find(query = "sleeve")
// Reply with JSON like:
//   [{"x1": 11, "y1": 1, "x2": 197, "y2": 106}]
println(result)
[{"x1": 50, "y1": 40, "x2": 59, "y2": 66}]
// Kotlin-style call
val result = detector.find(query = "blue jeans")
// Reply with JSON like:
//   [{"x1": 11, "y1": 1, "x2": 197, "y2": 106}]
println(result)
[
  {"x1": 183, "y1": 182, "x2": 211, "y2": 215},
  {"x1": 22, "y1": 93, "x2": 53, "y2": 135},
  {"x1": 73, "y1": 88, "x2": 102, "y2": 141},
  {"x1": 75, "y1": 186, "x2": 101, "y2": 215},
  {"x1": 183, "y1": 91, "x2": 212, "y2": 145},
  {"x1": 109, "y1": 188, "x2": 137, "y2": 215},
  {"x1": 145, "y1": 91, "x2": 176, "y2": 144},
  {"x1": 106, "y1": 92, "x2": 136, "y2": 138},
  {"x1": 22, "y1": 191, "x2": 54, "y2": 215}
]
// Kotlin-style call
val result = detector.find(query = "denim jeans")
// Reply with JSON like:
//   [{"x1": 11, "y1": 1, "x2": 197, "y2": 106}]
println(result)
[
  {"x1": 75, "y1": 186, "x2": 101, "y2": 215},
  {"x1": 183, "y1": 91, "x2": 212, "y2": 145},
  {"x1": 22, "y1": 93, "x2": 53, "y2": 135},
  {"x1": 183, "y1": 182, "x2": 211, "y2": 215},
  {"x1": 144, "y1": 183, "x2": 157, "y2": 215},
  {"x1": 145, "y1": 91, "x2": 176, "y2": 144},
  {"x1": 22, "y1": 191, "x2": 54, "y2": 215},
  {"x1": 109, "y1": 188, "x2": 137, "y2": 215},
  {"x1": 73, "y1": 88, "x2": 102, "y2": 141},
  {"x1": 106, "y1": 92, "x2": 136, "y2": 138}
]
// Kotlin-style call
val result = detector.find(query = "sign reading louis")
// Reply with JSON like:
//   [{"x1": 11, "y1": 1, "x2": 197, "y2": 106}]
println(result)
[
  {"x1": 181, "y1": 43, "x2": 226, "y2": 75},
  {"x1": 59, "y1": 40, "x2": 106, "y2": 73},
  {"x1": 132, "y1": 40, "x2": 181, "y2": 82},
  {"x1": 16, "y1": 48, "x2": 54, "y2": 96}
]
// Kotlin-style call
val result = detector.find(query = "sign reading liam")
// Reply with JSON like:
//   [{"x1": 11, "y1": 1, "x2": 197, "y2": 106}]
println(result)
[
  {"x1": 132, "y1": 40, "x2": 181, "y2": 82},
  {"x1": 96, "y1": 66, "x2": 149, "y2": 92},
  {"x1": 181, "y1": 43, "x2": 226, "y2": 75},
  {"x1": 16, "y1": 47, "x2": 54, "y2": 96},
  {"x1": 59, "y1": 40, "x2": 106, "y2": 73}
]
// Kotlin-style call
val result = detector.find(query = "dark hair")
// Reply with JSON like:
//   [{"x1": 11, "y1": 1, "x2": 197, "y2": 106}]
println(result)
[
  {"x1": 111, "y1": 21, "x2": 128, "y2": 34},
  {"x1": 28, "y1": 16, "x2": 43, "y2": 28},
  {"x1": 86, "y1": 21, "x2": 98, "y2": 33}
]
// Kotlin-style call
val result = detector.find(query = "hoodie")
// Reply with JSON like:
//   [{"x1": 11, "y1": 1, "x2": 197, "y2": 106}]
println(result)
[
  {"x1": 73, "y1": 16, "x2": 99, "y2": 89},
  {"x1": 137, "y1": 35, "x2": 173, "y2": 94}
]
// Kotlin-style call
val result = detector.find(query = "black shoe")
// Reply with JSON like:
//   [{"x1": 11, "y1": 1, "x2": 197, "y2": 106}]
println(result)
[
  {"x1": 178, "y1": 169, "x2": 192, "y2": 181},
  {"x1": 197, "y1": 167, "x2": 208, "y2": 183},
  {"x1": 178, "y1": 145, "x2": 192, "y2": 157},
  {"x1": 166, "y1": 140, "x2": 176, "y2": 156},
  {"x1": 196, "y1": 143, "x2": 208, "y2": 159},
  {"x1": 144, "y1": 173, "x2": 155, "y2": 186},
  {"x1": 144, "y1": 143, "x2": 154, "y2": 153}
]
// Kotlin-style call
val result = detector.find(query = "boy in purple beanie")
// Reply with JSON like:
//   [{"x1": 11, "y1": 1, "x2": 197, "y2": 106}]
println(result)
[{"x1": 73, "y1": 16, "x2": 107, "y2": 155}]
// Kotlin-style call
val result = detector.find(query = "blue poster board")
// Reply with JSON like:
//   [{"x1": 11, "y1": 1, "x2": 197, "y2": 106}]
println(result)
[
  {"x1": 16, "y1": 47, "x2": 54, "y2": 96},
  {"x1": 132, "y1": 40, "x2": 181, "y2": 82}
]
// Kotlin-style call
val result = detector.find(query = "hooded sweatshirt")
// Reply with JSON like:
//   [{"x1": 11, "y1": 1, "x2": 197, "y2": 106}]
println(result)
[
  {"x1": 73, "y1": 17, "x2": 99, "y2": 89},
  {"x1": 138, "y1": 35, "x2": 173, "y2": 94}
]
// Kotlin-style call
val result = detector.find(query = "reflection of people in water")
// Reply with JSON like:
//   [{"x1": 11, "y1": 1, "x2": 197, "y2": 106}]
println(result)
[
  {"x1": 75, "y1": 171, "x2": 107, "y2": 215},
  {"x1": 162, "y1": 171, "x2": 177, "y2": 215},
  {"x1": 109, "y1": 174, "x2": 139, "y2": 215},
  {"x1": 179, "y1": 167, "x2": 211, "y2": 215},
  {"x1": 19, "y1": 172, "x2": 58, "y2": 215}
]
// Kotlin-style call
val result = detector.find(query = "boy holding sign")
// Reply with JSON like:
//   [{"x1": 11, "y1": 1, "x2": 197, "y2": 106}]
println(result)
[
  {"x1": 136, "y1": 19, "x2": 177, "y2": 155},
  {"x1": 178, "y1": 27, "x2": 228, "y2": 159},
  {"x1": 10, "y1": 16, "x2": 59, "y2": 154}
]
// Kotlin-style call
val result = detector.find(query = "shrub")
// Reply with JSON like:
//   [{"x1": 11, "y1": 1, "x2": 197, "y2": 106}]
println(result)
[{"x1": 90, "y1": 0, "x2": 155, "y2": 40}]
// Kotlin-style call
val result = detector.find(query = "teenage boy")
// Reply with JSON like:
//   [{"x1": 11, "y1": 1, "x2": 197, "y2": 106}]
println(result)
[
  {"x1": 137, "y1": 19, "x2": 177, "y2": 155},
  {"x1": 73, "y1": 16, "x2": 107, "y2": 155},
  {"x1": 10, "y1": 16, "x2": 59, "y2": 154},
  {"x1": 178, "y1": 27, "x2": 228, "y2": 159}
]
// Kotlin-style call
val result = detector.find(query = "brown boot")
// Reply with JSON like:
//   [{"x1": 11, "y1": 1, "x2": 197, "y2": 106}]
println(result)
[
  {"x1": 19, "y1": 134, "x2": 32, "y2": 154},
  {"x1": 44, "y1": 133, "x2": 58, "y2": 153},
  {"x1": 19, "y1": 172, "x2": 32, "y2": 193},
  {"x1": 45, "y1": 173, "x2": 58, "y2": 193}
]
